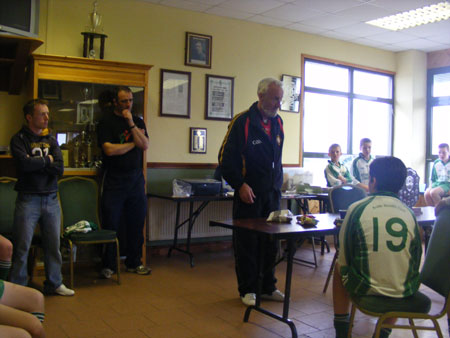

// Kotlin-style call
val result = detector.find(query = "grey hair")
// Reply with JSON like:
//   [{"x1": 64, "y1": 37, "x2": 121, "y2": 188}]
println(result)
[{"x1": 257, "y1": 78, "x2": 282, "y2": 96}]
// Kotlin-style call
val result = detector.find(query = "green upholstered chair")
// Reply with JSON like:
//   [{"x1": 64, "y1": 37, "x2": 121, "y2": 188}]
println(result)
[
  {"x1": 58, "y1": 176, "x2": 120, "y2": 288},
  {"x1": 0, "y1": 176, "x2": 40, "y2": 281},
  {"x1": 323, "y1": 184, "x2": 367, "y2": 293},
  {"x1": 347, "y1": 206, "x2": 450, "y2": 338},
  {"x1": 0, "y1": 177, "x2": 17, "y2": 237}
]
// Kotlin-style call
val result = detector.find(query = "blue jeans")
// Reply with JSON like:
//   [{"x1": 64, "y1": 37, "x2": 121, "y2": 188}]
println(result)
[{"x1": 10, "y1": 192, "x2": 63, "y2": 291}]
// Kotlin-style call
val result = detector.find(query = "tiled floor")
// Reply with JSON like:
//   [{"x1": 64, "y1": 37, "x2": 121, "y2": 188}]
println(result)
[{"x1": 34, "y1": 243, "x2": 448, "y2": 338}]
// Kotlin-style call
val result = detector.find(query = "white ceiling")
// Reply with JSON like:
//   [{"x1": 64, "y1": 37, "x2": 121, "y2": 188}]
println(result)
[{"x1": 142, "y1": 0, "x2": 450, "y2": 52}]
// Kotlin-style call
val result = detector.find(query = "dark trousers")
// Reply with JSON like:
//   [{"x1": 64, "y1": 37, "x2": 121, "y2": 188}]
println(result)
[
  {"x1": 101, "y1": 169, "x2": 147, "y2": 270},
  {"x1": 232, "y1": 189, "x2": 280, "y2": 296}
]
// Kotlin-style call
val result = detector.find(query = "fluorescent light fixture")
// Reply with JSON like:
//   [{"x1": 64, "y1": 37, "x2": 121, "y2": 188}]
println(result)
[{"x1": 366, "y1": 2, "x2": 450, "y2": 31}]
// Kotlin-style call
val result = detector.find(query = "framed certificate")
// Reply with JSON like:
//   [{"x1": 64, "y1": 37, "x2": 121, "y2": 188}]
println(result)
[
  {"x1": 159, "y1": 69, "x2": 191, "y2": 118},
  {"x1": 190, "y1": 127, "x2": 207, "y2": 154},
  {"x1": 281, "y1": 74, "x2": 301, "y2": 113},
  {"x1": 205, "y1": 74, "x2": 234, "y2": 121}
]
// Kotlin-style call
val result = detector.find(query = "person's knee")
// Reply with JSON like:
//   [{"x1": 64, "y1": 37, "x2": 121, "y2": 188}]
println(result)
[
  {"x1": 28, "y1": 288, "x2": 45, "y2": 312},
  {"x1": 0, "y1": 237, "x2": 13, "y2": 261}
]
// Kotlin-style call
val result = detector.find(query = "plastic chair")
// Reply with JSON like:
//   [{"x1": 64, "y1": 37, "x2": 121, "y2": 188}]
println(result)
[
  {"x1": 398, "y1": 167, "x2": 420, "y2": 208},
  {"x1": 58, "y1": 176, "x2": 120, "y2": 288},
  {"x1": 0, "y1": 177, "x2": 40, "y2": 281},
  {"x1": 322, "y1": 184, "x2": 367, "y2": 293},
  {"x1": 348, "y1": 206, "x2": 450, "y2": 338}
]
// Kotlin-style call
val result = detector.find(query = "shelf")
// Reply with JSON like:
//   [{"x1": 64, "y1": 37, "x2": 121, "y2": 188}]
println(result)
[{"x1": 0, "y1": 34, "x2": 43, "y2": 94}]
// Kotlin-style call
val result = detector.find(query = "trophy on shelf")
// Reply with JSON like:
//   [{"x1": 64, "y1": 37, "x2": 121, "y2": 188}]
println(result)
[
  {"x1": 82, "y1": 1, "x2": 108, "y2": 59},
  {"x1": 89, "y1": 1, "x2": 102, "y2": 33}
]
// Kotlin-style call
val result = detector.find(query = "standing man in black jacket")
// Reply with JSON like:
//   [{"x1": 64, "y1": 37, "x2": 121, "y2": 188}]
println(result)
[
  {"x1": 218, "y1": 78, "x2": 285, "y2": 306},
  {"x1": 10, "y1": 99, "x2": 74, "y2": 296}
]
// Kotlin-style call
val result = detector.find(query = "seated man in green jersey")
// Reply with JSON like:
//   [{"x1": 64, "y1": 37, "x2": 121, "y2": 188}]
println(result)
[
  {"x1": 325, "y1": 143, "x2": 368, "y2": 191},
  {"x1": 332, "y1": 156, "x2": 422, "y2": 338}
]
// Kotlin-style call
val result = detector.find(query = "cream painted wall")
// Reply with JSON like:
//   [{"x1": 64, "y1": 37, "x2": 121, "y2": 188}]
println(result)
[
  {"x1": 1, "y1": 0, "x2": 402, "y2": 166},
  {"x1": 394, "y1": 50, "x2": 427, "y2": 179}
]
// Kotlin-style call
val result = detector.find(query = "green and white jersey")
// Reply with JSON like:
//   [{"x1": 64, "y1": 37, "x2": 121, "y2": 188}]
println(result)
[
  {"x1": 325, "y1": 160, "x2": 359, "y2": 187},
  {"x1": 352, "y1": 153, "x2": 373, "y2": 186},
  {"x1": 431, "y1": 158, "x2": 450, "y2": 188},
  {"x1": 338, "y1": 191, "x2": 422, "y2": 298}
]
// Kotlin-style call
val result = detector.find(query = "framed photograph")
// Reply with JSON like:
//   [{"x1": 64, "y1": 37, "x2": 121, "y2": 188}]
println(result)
[
  {"x1": 185, "y1": 32, "x2": 212, "y2": 68},
  {"x1": 190, "y1": 127, "x2": 207, "y2": 154},
  {"x1": 205, "y1": 74, "x2": 234, "y2": 121},
  {"x1": 76, "y1": 103, "x2": 94, "y2": 124},
  {"x1": 281, "y1": 74, "x2": 302, "y2": 113},
  {"x1": 159, "y1": 69, "x2": 191, "y2": 118},
  {"x1": 39, "y1": 80, "x2": 61, "y2": 100}
]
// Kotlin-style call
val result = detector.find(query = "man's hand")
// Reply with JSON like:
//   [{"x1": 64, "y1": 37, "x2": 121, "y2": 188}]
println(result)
[
  {"x1": 48, "y1": 154, "x2": 54, "y2": 163},
  {"x1": 239, "y1": 183, "x2": 256, "y2": 204},
  {"x1": 338, "y1": 175, "x2": 347, "y2": 183},
  {"x1": 121, "y1": 109, "x2": 133, "y2": 124}
]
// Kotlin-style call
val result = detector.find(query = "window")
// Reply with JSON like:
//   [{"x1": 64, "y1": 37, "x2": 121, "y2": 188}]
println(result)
[
  {"x1": 425, "y1": 66, "x2": 450, "y2": 186},
  {"x1": 302, "y1": 58, "x2": 394, "y2": 186}
]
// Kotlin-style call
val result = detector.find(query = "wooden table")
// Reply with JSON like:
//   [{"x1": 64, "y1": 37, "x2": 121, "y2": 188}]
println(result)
[
  {"x1": 148, "y1": 193, "x2": 328, "y2": 267},
  {"x1": 210, "y1": 214, "x2": 339, "y2": 338}
]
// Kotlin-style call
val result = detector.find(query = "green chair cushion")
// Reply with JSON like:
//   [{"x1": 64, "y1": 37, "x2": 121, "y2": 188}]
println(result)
[
  {"x1": 352, "y1": 291, "x2": 431, "y2": 314},
  {"x1": 66, "y1": 229, "x2": 117, "y2": 242}
]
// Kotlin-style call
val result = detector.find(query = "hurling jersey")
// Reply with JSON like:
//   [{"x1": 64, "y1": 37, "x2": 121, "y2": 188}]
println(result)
[{"x1": 338, "y1": 191, "x2": 422, "y2": 298}]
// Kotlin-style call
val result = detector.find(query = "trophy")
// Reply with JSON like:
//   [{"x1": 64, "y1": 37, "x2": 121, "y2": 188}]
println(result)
[{"x1": 89, "y1": 1, "x2": 102, "y2": 33}]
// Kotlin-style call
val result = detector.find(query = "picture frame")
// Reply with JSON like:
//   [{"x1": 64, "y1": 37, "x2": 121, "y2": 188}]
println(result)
[
  {"x1": 280, "y1": 74, "x2": 302, "y2": 113},
  {"x1": 205, "y1": 74, "x2": 234, "y2": 121},
  {"x1": 190, "y1": 127, "x2": 207, "y2": 154},
  {"x1": 39, "y1": 80, "x2": 61, "y2": 100},
  {"x1": 159, "y1": 69, "x2": 191, "y2": 118},
  {"x1": 76, "y1": 103, "x2": 94, "y2": 124},
  {"x1": 185, "y1": 32, "x2": 212, "y2": 68}
]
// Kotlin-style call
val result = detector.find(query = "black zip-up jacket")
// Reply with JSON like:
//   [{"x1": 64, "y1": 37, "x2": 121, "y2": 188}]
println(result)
[
  {"x1": 218, "y1": 102, "x2": 284, "y2": 194},
  {"x1": 10, "y1": 126, "x2": 64, "y2": 193}
]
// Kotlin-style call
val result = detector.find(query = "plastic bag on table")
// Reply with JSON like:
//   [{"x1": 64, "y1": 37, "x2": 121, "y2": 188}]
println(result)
[{"x1": 172, "y1": 179, "x2": 191, "y2": 197}]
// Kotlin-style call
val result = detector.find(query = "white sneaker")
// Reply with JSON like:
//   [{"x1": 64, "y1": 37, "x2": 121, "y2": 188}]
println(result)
[
  {"x1": 261, "y1": 289, "x2": 284, "y2": 302},
  {"x1": 55, "y1": 284, "x2": 75, "y2": 296},
  {"x1": 241, "y1": 293, "x2": 256, "y2": 306}
]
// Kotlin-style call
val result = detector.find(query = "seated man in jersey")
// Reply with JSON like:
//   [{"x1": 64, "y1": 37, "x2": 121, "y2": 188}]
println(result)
[{"x1": 332, "y1": 156, "x2": 422, "y2": 338}]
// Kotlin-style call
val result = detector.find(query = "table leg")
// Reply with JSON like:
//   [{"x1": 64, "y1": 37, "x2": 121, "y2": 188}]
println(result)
[
  {"x1": 244, "y1": 236, "x2": 298, "y2": 338},
  {"x1": 167, "y1": 201, "x2": 210, "y2": 266},
  {"x1": 186, "y1": 202, "x2": 194, "y2": 267},
  {"x1": 167, "y1": 201, "x2": 181, "y2": 258}
]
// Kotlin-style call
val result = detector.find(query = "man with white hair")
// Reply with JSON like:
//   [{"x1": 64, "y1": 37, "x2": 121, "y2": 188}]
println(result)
[{"x1": 218, "y1": 78, "x2": 285, "y2": 306}]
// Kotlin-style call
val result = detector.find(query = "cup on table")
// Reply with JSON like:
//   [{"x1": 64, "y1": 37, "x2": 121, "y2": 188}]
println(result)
[{"x1": 339, "y1": 209, "x2": 347, "y2": 219}]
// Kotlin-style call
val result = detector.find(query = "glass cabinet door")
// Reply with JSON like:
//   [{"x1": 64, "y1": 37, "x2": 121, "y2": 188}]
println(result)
[{"x1": 38, "y1": 79, "x2": 144, "y2": 169}]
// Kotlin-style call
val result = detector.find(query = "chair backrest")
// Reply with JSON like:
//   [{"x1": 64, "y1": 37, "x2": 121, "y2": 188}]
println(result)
[
  {"x1": 0, "y1": 177, "x2": 18, "y2": 236},
  {"x1": 328, "y1": 184, "x2": 367, "y2": 213},
  {"x1": 58, "y1": 177, "x2": 100, "y2": 230},
  {"x1": 420, "y1": 206, "x2": 450, "y2": 298},
  {"x1": 398, "y1": 167, "x2": 420, "y2": 208}
]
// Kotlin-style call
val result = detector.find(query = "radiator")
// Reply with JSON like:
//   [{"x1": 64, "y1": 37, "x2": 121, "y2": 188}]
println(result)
[
  {"x1": 147, "y1": 198, "x2": 233, "y2": 241},
  {"x1": 147, "y1": 198, "x2": 289, "y2": 242}
]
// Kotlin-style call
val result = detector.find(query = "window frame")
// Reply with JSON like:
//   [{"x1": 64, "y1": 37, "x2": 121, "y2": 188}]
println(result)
[
  {"x1": 301, "y1": 56, "x2": 395, "y2": 166},
  {"x1": 425, "y1": 65, "x2": 450, "y2": 186}
]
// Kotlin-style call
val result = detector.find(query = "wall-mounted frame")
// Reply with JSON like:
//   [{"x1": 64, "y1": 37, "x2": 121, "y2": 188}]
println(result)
[
  {"x1": 76, "y1": 103, "x2": 94, "y2": 124},
  {"x1": 205, "y1": 74, "x2": 234, "y2": 121},
  {"x1": 159, "y1": 69, "x2": 191, "y2": 118},
  {"x1": 185, "y1": 32, "x2": 212, "y2": 68},
  {"x1": 281, "y1": 74, "x2": 302, "y2": 113},
  {"x1": 190, "y1": 127, "x2": 207, "y2": 154},
  {"x1": 39, "y1": 80, "x2": 61, "y2": 100}
]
